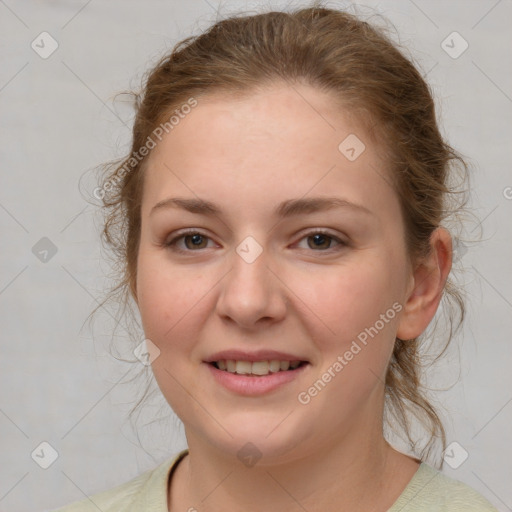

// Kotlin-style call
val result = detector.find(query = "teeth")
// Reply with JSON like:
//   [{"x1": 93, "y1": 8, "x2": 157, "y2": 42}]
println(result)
[
  {"x1": 214, "y1": 359, "x2": 304, "y2": 376},
  {"x1": 235, "y1": 361, "x2": 252, "y2": 374},
  {"x1": 251, "y1": 361, "x2": 270, "y2": 376},
  {"x1": 269, "y1": 360, "x2": 281, "y2": 372}
]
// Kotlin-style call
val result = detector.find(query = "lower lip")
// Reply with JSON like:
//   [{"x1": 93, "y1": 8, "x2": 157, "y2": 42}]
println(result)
[{"x1": 204, "y1": 363, "x2": 309, "y2": 395}]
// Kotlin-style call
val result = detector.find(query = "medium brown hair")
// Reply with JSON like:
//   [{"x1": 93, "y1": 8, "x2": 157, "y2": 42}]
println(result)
[{"x1": 91, "y1": 2, "x2": 469, "y2": 468}]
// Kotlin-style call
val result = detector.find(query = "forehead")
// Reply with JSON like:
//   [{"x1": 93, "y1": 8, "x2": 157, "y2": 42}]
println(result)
[{"x1": 141, "y1": 82, "x2": 395, "y2": 218}]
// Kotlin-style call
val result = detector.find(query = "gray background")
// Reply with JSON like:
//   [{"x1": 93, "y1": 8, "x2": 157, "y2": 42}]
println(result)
[{"x1": 0, "y1": 1, "x2": 511, "y2": 511}]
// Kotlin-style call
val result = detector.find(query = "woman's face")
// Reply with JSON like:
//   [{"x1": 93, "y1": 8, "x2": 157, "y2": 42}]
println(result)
[{"x1": 136, "y1": 82, "x2": 415, "y2": 463}]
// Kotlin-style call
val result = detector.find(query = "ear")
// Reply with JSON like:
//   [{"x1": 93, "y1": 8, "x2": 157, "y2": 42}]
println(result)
[{"x1": 396, "y1": 227, "x2": 453, "y2": 340}]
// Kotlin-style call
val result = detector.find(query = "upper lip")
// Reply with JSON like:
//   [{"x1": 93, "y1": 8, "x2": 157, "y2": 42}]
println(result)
[{"x1": 204, "y1": 350, "x2": 309, "y2": 363}]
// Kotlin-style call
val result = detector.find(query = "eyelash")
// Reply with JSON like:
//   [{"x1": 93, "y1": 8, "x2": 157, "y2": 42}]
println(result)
[{"x1": 163, "y1": 228, "x2": 347, "y2": 255}]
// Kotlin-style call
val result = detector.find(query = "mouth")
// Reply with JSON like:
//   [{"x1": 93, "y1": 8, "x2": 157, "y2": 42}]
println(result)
[
  {"x1": 205, "y1": 357, "x2": 310, "y2": 395},
  {"x1": 209, "y1": 359, "x2": 309, "y2": 376}
]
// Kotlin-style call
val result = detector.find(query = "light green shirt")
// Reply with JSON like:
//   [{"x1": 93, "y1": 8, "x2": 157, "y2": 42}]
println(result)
[{"x1": 53, "y1": 449, "x2": 498, "y2": 511}]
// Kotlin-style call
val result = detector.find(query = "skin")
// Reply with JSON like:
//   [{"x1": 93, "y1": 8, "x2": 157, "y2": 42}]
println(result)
[{"x1": 134, "y1": 82, "x2": 452, "y2": 511}]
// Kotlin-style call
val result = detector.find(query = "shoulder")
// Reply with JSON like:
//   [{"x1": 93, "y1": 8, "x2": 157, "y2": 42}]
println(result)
[
  {"x1": 388, "y1": 462, "x2": 498, "y2": 511},
  {"x1": 52, "y1": 449, "x2": 188, "y2": 512}
]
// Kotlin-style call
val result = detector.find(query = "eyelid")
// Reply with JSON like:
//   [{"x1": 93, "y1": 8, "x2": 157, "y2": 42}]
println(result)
[
  {"x1": 293, "y1": 228, "x2": 347, "y2": 251},
  {"x1": 295, "y1": 227, "x2": 346, "y2": 241},
  {"x1": 164, "y1": 227, "x2": 348, "y2": 253},
  {"x1": 163, "y1": 228, "x2": 216, "y2": 251}
]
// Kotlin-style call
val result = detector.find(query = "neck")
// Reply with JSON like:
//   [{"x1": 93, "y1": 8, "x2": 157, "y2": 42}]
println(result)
[{"x1": 169, "y1": 425, "x2": 414, "y2": 511}]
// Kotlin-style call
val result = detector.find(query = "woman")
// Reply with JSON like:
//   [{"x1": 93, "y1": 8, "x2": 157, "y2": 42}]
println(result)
[{"x1": 55, "y1": 3, "x2": 498, "y2": 511}]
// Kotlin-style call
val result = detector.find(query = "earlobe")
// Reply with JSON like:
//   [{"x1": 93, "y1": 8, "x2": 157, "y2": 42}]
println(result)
[{"x1": 396, "y1": 228, "x2": 453, "y2": 340}]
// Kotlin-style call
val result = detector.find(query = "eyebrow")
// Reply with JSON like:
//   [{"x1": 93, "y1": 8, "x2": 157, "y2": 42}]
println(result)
[{"x1": 150, "y1": 196, "x2": 373, "y2": 218}]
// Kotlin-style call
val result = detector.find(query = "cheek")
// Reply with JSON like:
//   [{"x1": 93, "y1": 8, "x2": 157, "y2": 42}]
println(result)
[
  {"x1": 135, "y1": 252, "x2": 211, "y2": 416},
  {"x1": 295, "y1": 268, "x2": 400, "y2": 408},
  {"x1": 135, "y1": 250, "x2": 208, "y2": 351},
  {"x1": 300, "y1": 260, "x2": 400, "y2": 339},
  {"x1": 290, "y1": 258, "x2": 404, "y2": 396}
]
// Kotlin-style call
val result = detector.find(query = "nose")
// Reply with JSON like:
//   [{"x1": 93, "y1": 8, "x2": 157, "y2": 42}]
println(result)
[{"x1": 215, "y1": 244, "x2": 287, "y2": 330}]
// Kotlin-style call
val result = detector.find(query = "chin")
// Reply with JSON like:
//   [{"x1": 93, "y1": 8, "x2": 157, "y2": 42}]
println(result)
[{"x1": 195, "y1": 414, "x2": 315, "y2": 466}]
